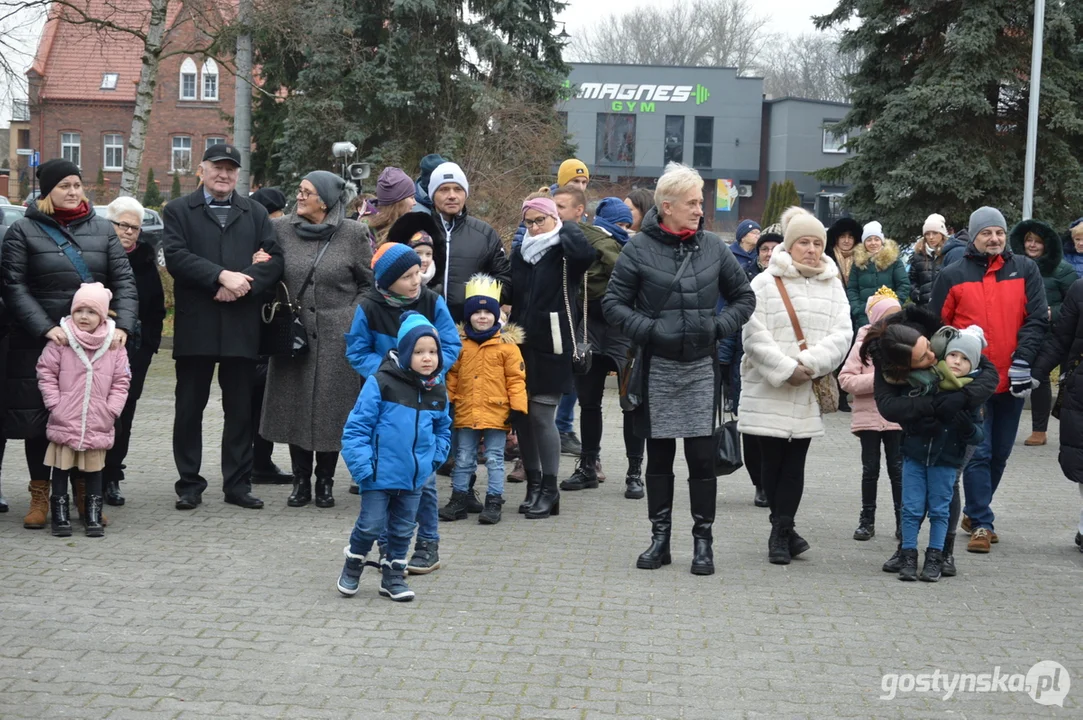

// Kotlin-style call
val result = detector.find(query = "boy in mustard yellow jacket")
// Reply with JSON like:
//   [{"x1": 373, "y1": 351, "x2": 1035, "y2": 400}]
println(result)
[{"x1": 441, "y1": 275, "x2": 528, "y2": 524}]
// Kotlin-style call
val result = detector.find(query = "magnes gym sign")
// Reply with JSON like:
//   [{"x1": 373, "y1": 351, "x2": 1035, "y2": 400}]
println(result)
[{"x1": 572, "y1": 82, "x2": 712, "y2": 113}]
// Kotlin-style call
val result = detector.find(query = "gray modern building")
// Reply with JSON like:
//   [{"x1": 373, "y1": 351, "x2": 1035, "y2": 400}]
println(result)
[{"x1": 560, "y1": 63, "x2": 853, "y2": 230}]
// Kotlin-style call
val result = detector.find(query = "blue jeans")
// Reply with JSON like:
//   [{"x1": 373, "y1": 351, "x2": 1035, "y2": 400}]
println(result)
[
  {"x1": 451, "y1": 428, "x2": 507, "y2": 496},
  {"x1": 963, "y1": 392, "x2": 1024, "y2": 531},
  {"x1": 901, "y1": 458, "x2": 956, "y2": 551},
  {"x1": 378, "y1": 472, "x2": 438, "y2": 547},
  {"x1": 556, "y1": 391, "x2": 577, "y2": 433},
  {"x1": 349, "y1": 487, "x2": 423, "y2": 562}
]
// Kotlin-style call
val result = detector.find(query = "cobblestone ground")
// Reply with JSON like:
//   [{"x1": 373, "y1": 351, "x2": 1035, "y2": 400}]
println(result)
[{"x1": 0, "y1": 355, "x2": 1081, "y2": 719}]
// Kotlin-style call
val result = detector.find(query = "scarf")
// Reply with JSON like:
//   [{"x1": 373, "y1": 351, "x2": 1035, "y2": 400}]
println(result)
[
  {"x1": 793, "y1": 258, "x2": 826, "y2": 278},
  {"x1": 833, "y1": 246, "x2": 854, "y2": 285},
  {"x1": 291, "y1": 201, "x2": 343, "y2": 242},
  {"x1": 659, "y1": 222, "x2": 698, "y2": 242},
  {"x1": 125, "y1": 242, "x2": 137, "y2": 254},
  {"x1": 593, "y1": 217, "x2": 629, "y2": 245},
  {"x1": 53, "y1": 201, "x2": 92, "y2": 227},
  {"x1": 465, "y1": 322, "x2": 501, "y2": 344},
  {"x1": 419, "y1": 374, "x2": 439, "y2": 390},
  {"x1": 377, "y1": 286, "x2": 420, "y2": 308},
  {"x1": 421, "y1": 261, "x2": 437, "y2": 285},
  {"x1": 520, "y1": 221, "x2": 563, "y2": 265},
  {"x1": 63, "y1": 315, "x2": 110, "y2": 351}
]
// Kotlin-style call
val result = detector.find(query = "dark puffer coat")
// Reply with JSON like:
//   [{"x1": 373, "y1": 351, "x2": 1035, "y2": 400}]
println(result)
[
  {"x1": 1033, "y1": 280, "x2": 1083, "y2": 483},
  {"x1": 509, "y1": 222, "x2": 596, "y2": 396},
  {"x1": 1, "y1": 203, "x2": 138, "y2": 438},
  {"x1": 846, "y1": 239, "x2": 910, "y2": 326},
  {"x1": 602, "y1": 207, "x2": 755, "y2": 364},
  {"x1": 1009, "y1": 220, "x2": 1076, "y2": 326},
  {"x1": 431, "y1": 209, "x2": 511, "y2": 322},
  {"x1": 908, "y1": 237, "x2": 947, "y2": 307}
]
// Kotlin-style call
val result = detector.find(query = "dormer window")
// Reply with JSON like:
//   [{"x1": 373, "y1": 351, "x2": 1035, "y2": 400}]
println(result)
[{"x1": 101, "y1": 73, "x2": 118, "y2": 90}]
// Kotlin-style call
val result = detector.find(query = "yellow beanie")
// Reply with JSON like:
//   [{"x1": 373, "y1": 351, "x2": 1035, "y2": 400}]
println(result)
[{"x1": 557, "y1": 159, "x2": 590, "y2": 187}]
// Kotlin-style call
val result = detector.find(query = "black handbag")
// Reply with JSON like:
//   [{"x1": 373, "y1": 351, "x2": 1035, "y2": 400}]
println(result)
[
  {"x1": 713, "y1": 378, "x2": 743, "y2": 476},
  {"x1": 259, "y1": 238, "x2": 332, "y2": 358},
  {"x1": 563, "y1": 258, "x2": 592, "y2": 375},
  {"x1": 618, "y1": 251, "x2": 693, "y2": 412},
  {"x1": 1053, "y1": 358, "x2": 1080, "y2": 420}
]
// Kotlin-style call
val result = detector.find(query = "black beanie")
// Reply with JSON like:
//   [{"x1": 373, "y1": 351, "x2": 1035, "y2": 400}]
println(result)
[
  {"x1": 251, "y1": 187, "x2": 287, "y2": 213},
  {"x1": 37, "y1": 159, "x2": 82, "y2": 198}
]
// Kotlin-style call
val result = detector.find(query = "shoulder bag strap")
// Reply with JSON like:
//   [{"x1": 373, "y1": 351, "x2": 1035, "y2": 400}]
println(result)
[
  {"x1": 774, "y1": 275, "x2": 808, "y2": 351},
  {"x1": 36, "y1": 221, "x2": 94, "y2": 283},
  {"x1": 295, "y1": 237, "x2": 333, "y2": 304}
]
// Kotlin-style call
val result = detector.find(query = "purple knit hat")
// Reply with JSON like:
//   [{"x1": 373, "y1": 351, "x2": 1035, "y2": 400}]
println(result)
[{"x1": 376, "y1": 167, "x2": 415, "y2": 207}]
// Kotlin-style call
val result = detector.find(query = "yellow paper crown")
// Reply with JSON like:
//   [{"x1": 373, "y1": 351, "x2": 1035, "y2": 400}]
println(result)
[
  {"x1": 465, "y1": 273, "x2": 503, "y2": 302},
  {"x1": 873, "y1": 286, "x2": 899, "y2": 300}
]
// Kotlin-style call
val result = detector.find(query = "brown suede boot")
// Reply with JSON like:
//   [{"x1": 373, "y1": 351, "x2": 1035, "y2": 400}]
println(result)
[
  {"x1": 1024, "y1": 431, "x2": 1047, "y2": 446},
  {"x1": 23, "y1": 480, "x2": 49, "y2": 529},
  {"x1": 72, "y1": 477, "x2": 109, "y2": 527}
]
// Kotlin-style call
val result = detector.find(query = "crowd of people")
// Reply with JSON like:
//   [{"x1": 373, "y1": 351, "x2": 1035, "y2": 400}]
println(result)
[{"x1": 2, "y1": 146, "x2": 1082, "y2": 602}]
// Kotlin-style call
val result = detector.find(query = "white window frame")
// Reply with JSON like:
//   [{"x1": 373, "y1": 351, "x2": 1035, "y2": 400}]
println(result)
[
  {"x1": 180, "y1": 57, "x2": 197, "y2": 100},
  {"x1": 101, "y1": 72, "x2": 118, "y2": 90},
  {"x1": 61, "y1": 132, "x2": 81, "y2": 167},
  {"x1": 103, "y1": 134, "x2": 124, "y2": 171},
  {"x1": 205, "y1": 136, "x2": 226, "y2": 152},
  {"x1": 201, "y1": 58, "x2": 219, "y2": 101},
  {"x1": 171, "y1": 136, "x2": 193, "y2": 173},
  {"x1": 822, "y1": 121, "x2": 848, "y2": 154}
]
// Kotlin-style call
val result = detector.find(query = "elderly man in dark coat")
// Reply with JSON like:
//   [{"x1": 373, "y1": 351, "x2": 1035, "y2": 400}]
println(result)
[{"x1": 163, "y1": 144, "x2": 284, "y2": 510}]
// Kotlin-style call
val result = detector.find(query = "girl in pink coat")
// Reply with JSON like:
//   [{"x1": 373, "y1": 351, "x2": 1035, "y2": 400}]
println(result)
[
  {"x1": 36, "y1": 283, "x2": 130, "y2": 537},
  {"x1": 839, "y1": 289, "x2": 902, "y2": 543}
]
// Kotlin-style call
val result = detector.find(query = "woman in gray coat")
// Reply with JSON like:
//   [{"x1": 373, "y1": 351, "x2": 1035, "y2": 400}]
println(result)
[{"x1": 260, "y1": 171, "x2": 373, "y2": 508}]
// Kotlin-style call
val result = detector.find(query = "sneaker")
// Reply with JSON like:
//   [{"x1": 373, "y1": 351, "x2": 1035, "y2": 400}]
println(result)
[
  {"x1": 379, "y1": 559, "x2": 415, "y2": 602},
  {"x1": 438, "y1": 491, "x2": 470, "y2": 521},
  {"x1": 559, "y1": 431, "x2": 582, "y2": 457},
  {"x1": 882, "y1": 545, "x2": 903, "y2": 573},
  {"x1": 478, "y1": 494, "x2": 504, "y2": 525},
  {"x1": 960, "y1": 515, "x2": 972, "y2": 534},
  {"x1": 337, "y1": 547, "x2": 366, "y2": 596},
  {"x1": 507, "y1": 459, "x2": 526, "y2": 483},
  {"x1": 967, "y1": 528, "x2": 992, "y2": 553},
  {"x1": 918, "y1": 548, "x2": 943, "y2": 582},
  {"x1": 898, "y1": 548, "x2": 918, "y2": 581},
  {"x1": 406, "y1": 539, "x2": 440, "y2": 574}
]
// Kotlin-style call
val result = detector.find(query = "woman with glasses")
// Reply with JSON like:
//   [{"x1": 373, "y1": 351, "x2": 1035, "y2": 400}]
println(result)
[
  {"x1": 1, "y1": 158, "x2": 137, "y2": 530},
  {"x1": 259, "y1": 171, "x2": 373, "y2": 509},
  {"x1": 101, "y1": 196, "x2": 166, "y2": 506}
]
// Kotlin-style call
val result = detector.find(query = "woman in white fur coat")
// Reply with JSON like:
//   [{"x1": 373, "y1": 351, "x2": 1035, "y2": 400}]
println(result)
[{"x1": 739, "y1": 207, "x2": 853, "y2": 565}]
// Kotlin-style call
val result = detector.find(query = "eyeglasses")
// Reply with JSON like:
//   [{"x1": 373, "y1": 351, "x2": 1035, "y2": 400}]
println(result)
[
  {"x1": 523, "y1": 216, "x2": 550, "y2": 229},
  {"x1": 297, "y1": 189, "x2": 316, "y2": 200},
  {"x1": 111, "y1": 220, "x2": 140, "y2": 234}
]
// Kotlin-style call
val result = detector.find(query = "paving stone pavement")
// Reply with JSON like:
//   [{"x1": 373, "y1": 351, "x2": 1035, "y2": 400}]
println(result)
[{"x1": 0, "y1": 356, "x2": 1081, "y2": 719}]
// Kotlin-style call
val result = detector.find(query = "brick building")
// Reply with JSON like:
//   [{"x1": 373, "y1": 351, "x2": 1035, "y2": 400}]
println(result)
[{"x1": 27, "y1": 0, "x2": 235, "y2": 201}]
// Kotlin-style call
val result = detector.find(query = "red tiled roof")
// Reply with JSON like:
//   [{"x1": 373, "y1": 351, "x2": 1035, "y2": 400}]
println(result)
[{"x1": 30, "y1": 0, "x2": 233, "y2": 103}]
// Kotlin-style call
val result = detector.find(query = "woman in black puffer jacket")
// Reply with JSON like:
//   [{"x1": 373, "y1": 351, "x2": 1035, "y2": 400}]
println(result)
[
  {"x1": 909, "y1": 213, "x2": 950, "y2": 307},
  {"x1": 603, "y1": 162, "x2": 755, "y2": 576},
  {"x1": 1, "y1": 159, "x2": 138, "y2": 529}
]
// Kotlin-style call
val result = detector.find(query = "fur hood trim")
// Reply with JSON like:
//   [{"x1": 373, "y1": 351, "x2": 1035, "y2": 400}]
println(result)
[
  {"x1": 1009, "y1": 219, "x2": 1063, "y2": 275},
  {"x1": 456, "y1": 321, "x2": 524, "y2": 345},
  {"x1": 853, "y1": 238, "x2": 901, "y2": 271}
]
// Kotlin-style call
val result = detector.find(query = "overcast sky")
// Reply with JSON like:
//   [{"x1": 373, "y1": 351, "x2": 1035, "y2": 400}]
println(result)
[{"x1": 0, "y1": 0, "x2": 841, "y2": 127}]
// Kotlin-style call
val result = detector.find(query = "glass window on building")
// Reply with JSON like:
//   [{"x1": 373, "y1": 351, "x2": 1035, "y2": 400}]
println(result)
[
  {"x1": 103, "y1": 134, "x2": 124, "y2": 171},
  {"x1": 822, "y1": 120, "x2": 847, "y2": 153},
  {"x1": 172, "y1": 136, "x2": 193, "y2": 172},
  {"x1": 61, "y1": 132, "x2": 81, "y2": 167},
  {"x1": 693, "y1": 117, "x2": 713, "y2": 168},
  {"x1": 595, "y1": 113, "x2": 636, "y2": 166},
  {"x1": 664, "y1": 115, "x2": 684, "y2": 165},
  {"x1": 205, "y1": 136, "x2": 227, "y2": 151}
]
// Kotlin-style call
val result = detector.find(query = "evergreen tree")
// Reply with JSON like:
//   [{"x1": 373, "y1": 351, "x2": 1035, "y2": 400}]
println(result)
[
  {"x1": 171, "y1": 172, "x2": 183, "y2": 200},
  {"x1": 761, "y1": 182, "x2": 782, "y2": 226},
  {"x1": 143, "y1": 168, "x2": 163, "y2": 208},
  {"x1": 19, "y1": 175, "x2": 30, "y2": 202},
  {"x1": 94, "y1": 168, "x2": 107, "y2": 204},
  {"x1": 815, "y1": 0, "x2": 1083, "y2": 236}
]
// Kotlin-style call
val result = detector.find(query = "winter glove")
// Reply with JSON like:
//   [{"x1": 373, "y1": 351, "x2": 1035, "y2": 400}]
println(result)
[
  {"x1": 1008, "y1": 359, "x2": 1039, "y2": 398},
  {"x1": 509, "y1": 410, "x2": 527, "y2": 427},
  {"x1": 933, "y1": 391, "x2": 968, "y2": 419}
]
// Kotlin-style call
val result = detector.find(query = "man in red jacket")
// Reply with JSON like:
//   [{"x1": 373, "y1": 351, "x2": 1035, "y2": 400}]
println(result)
[{"x1": 932, "y1": 206, "x2": 1048, "y2": 554}]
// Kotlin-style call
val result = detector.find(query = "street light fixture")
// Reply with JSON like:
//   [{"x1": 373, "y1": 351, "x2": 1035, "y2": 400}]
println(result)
[{"x1": 557, "y1": 23, "x2": 570, "y2": 40}]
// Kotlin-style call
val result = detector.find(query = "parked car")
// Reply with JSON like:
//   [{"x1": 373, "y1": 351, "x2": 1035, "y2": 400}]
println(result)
[
  {"x1": 0, "y1": 195, "x2": 9, "y2": 205},
  {"x1": 94, "y1": 205, "x2": 165, "y2": 266},
  {"x1": 2, "y1": 204, "x2": 26, "y2": 228}
]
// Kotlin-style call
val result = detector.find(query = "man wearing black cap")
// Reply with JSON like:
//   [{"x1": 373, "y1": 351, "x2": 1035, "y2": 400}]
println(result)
[{"x1": 162, "y1": 144, "x2": 285, "y2": 510}]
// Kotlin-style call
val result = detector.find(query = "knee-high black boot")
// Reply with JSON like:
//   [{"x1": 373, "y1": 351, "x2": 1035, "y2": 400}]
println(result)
[
  {"x1": 688, "y1": 477, "x2": 717, "y2": 576},
  {"x1": 637, "y1": 474, "x2": 674, "y2": 569},
  {"x1": 287, "y1": 445, "x2": 313, "y2": 507}
]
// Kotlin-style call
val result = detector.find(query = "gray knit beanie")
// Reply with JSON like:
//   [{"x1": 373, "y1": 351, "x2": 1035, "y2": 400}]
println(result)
[
  {"x1": 968, "y1": 207, "x2": 1007, "y2": 244},
  {"x1": 304, "y1": 170, "x2": 346, "y2": 209}
]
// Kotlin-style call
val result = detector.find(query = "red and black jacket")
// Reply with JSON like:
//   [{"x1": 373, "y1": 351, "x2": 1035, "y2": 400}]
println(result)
[{"x1": 931, "y1": 242, "x2": 1048, "y2": 394}]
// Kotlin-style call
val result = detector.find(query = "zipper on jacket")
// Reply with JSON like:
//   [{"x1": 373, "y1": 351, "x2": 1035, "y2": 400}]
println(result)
[{"x1": 412, "y1": 390, "x2": 422, "y2": 487}]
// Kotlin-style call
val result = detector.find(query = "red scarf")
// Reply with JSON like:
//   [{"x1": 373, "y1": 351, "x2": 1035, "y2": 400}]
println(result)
[
  {"x1": 659, "y1": 222, "x2": 698, "y2": 242},
  {"x1": 52, "y1": 201, "x2": 92, "y2": 227}
]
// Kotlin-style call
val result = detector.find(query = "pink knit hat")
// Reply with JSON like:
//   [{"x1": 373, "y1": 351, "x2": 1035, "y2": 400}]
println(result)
[
  {"x1": 522, "y1": 197, "x2": 559, "y2": 220},
  {"x1": 71, "y1": 282, "x2": 112, "y2": 320}
]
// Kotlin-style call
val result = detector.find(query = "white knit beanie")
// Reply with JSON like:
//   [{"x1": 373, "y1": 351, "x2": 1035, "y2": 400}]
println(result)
[
  {"x1": 780, "y1": 206, "x2": 827, "y2": 250},
  {"x1": 427, "y1": 162, "x2": 469, "y2": 200},
  {"x1": 862, "y1": 221, "x2": 884, "y2": 244},
  {"x1": 922, "y1": 213, "x2": 948, "y2": 237}
]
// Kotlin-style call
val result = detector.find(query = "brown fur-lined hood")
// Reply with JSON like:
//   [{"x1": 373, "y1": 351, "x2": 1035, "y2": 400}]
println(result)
[{"x1": 853, "y1": 238, "x2": 901, "y2": 271}]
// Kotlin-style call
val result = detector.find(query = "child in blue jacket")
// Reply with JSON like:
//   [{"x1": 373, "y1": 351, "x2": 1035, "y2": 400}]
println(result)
[{"x1": 337, "y1": 312, "x2": 452, "y2": 602}]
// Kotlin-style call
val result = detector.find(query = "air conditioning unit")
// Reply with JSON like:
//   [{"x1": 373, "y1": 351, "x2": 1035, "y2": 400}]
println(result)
[{"x1": 737, "y1": 184, "x2": 753, "y2": 198}]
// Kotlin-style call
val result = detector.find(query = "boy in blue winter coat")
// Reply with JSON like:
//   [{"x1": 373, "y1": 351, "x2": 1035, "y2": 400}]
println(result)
[
  {"x1": 342, "y1": 242, "x2": 461, "y2": 574},
  {"x1": 337, "y1": 313, "x2": 452, "y2": 602}
]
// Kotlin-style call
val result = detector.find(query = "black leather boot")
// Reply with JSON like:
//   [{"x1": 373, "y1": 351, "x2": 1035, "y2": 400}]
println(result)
[
  {"x1": 525, "y1": 474, "x2": 559, "y2": 519},
  {"x1": 518, "y1": 470, "x2": 542, "y2": 514},
  {"x1": 882, "y1": 542, "x2": 904, "y2": 573},
  {"x1": 314, "y1": 477, "x2": 334, "y2": 508},
  {"x1": 466, "y1": 474, "x2": 484, "y2": 512},
  {"x1": 788, "y1": 523, "x2": 811, "y2": 557},
  {"x1": 561, "y1": 453, "x2": 599, "y2": 491},
  {"x1": 853, "y1": 507, "x2": 875, "y2": 541},
  {"x1": 753, "y1": 484, "x2": 769, "y2": 508},
  {"x1": 50, "y1": 495, "x2": 71, "y2": 537},
  {"x1": 637, "y1": 474, "x2": 674, "y2": 569},
  {"x1": 624, "y1": 456, "x2": 644, "y2": 499},
  {"x1": 688, "y1": 478, "x2": 716, "y2": 575},
  {"x1": 768, "y1": 515, "x2": 792, "y2": 565},
  {"x1": 84, "y1": 495, "x2": 104, "y2": 537},
  {"x1": 103, "y1": 478, "x2": 125, "y2": 506},
  {"x1": 288, "y1": 450, "x2": 313, "y2": 507},
  {"x1": 941, "y1": 534, "x2": 957, "y2": 577}
]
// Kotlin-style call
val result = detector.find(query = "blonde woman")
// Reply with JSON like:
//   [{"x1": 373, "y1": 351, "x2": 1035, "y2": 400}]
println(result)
[{"x1": 367, "y1": 167, "x2": 416, "y2": 244}]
